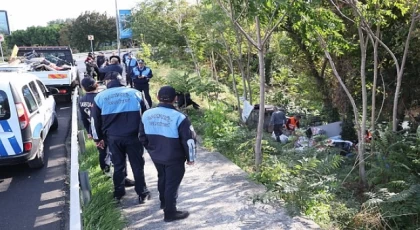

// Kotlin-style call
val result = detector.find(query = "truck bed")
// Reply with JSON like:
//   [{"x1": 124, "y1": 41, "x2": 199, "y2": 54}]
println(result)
[{"x1": 30, "y1": 69, "x2": 74, "y2": 86}]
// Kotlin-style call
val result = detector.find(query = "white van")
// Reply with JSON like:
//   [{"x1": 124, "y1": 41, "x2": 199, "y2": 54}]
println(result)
[{"x1": 0, "y1": 72, "x2": 59, "y2": 168}]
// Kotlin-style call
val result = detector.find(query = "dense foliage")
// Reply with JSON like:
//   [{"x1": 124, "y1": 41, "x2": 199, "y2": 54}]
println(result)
[
  {"x1": 138, "y1": 0, "x2": 420, "y2": 228},
  {"x1": 3, "y1": 12, "x2": 117, "y2": 53}
]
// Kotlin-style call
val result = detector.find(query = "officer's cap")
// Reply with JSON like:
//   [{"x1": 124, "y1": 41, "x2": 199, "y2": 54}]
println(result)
[
  {"x1": 81, "y1": 77, "x2": 96, "y2": 92},
  {"x1": 158, "y1": 86, "x2": 176, "y2": 103}
]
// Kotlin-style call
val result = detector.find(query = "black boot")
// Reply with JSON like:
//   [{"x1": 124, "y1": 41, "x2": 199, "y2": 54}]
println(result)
[
  {"x1": 124, "y1": 178, "x2": 135, "y2": 187},
  {"x1": 138, "y1": 192, "x2": 151, "y2": 204},
  {"x1": 164, "y1": 211, "x2": 189, "y2": 222}
]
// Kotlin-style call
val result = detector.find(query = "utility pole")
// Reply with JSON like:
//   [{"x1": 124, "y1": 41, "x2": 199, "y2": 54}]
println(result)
[{"x1": 115, "y1": 0, "x2": 121, "y2": 57}]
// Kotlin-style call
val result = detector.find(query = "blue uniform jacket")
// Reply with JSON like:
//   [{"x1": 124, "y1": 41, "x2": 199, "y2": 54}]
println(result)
[
  {"x1": 132, "y1": 66, "x2": 153, "y2": 84},
  {"x1": 139, "y1": 103, "x2": 196, "y2": 165},
  {"x1": 91, "y1": 85, "x2": 147, "y2": 141},
  {"x1": 125, "y1": 57, "x2": 138, "y2": 77}
]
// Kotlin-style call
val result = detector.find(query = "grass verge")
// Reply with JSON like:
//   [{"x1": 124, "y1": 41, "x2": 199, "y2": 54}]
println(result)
[{"x1": 79, "y1": 139, "x2": 126, "y2": 230}]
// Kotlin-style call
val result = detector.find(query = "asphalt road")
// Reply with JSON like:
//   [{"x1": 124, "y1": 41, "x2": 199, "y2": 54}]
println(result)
[{"x1": 0, "y1": 101, "x2": 71, "y2": 230}]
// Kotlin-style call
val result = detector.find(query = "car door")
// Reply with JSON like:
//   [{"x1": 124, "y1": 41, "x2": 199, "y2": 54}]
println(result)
[
  {"x1": 35, "y1": 80, "x2": 54, "y2": 132},
  {"x1": 23, "y1": 83, "x2": 44, "y2": 142},
  {"x1": 28, "y1": 81, "x2": 51, "y2": 135},
  {"x1": 0, "y1": 88, "x2": 23, "y2": 156}
]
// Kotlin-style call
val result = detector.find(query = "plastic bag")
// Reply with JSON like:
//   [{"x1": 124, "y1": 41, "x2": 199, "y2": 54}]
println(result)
[
  {"x1": 271, "y1": 131, "x2": 277, "y2": 139},
  {"x1": 241, "y1": 100, "x2": 254, "y2": 122},
  {"x1": 279, "y1": 134, "x2": 288, "y2": 144}
]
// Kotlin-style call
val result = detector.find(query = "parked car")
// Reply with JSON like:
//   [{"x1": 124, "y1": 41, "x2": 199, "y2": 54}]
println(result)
[
  {"x1": 0, "y1": 46, "x2": 80, "y2": 102},
  {"x1": 0, "y1": 72, "x2": 59, "y2": 168}
]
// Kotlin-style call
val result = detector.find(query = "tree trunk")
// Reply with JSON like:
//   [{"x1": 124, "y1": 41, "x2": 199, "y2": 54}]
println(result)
[
  {"x1": 233, "y1": 25, "x2": 248, "y2": 100},
  {"x1": 392, "y1": 2, "x2": 419, "y2": 131},
  {"x1": 231, "y1": 70, "x2": 242, "y2": 119},
  {"x1": 211, "y1": 50, "x2": 220, "y2": 101},
  {"x1": 220, "y1": 33, "x2": 242, "y2": 119},
  {"x1": 254, "y1": 16, "x2": 265, "y2": 168},
  {"x1": 318, "y1": 35, "x2": 362, "y2": 183},
  {"x1": 357, "y1": 23, "x2": 367, "y2": 187},
  {"x1": 371, "y1": 26, "x2": 380, "y2": 132},
  {"x1": 246, "y1": 41, "x2": 253, "y2": 104}
]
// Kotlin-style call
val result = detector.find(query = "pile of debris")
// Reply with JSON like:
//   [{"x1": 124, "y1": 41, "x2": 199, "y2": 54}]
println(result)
[
  {"x1": 8, "y1": 50, "x2": 72, "y2": 71},
  {"x1": 272, "y1": 122, "x2": 356, "y2": 157}
]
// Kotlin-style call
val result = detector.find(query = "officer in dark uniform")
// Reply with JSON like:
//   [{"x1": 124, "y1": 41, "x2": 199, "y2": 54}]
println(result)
[
  {"x1": 132, "y1": 59, "x2": 153, "y2": 107},
  {"x1": 125, "y1": 52, "x2": 138, "y2": 88},
  {"x1": 79, "y1": 77, "x2": 135, "y2": 186},
  {"x1": 79, "y1": 77, "x2": 110, "y2": 172},
  {"x1": 139, "y1": 85, "x2": 197, "y2": 222},
  {"x1": 91, "y1": 72, "x2": 150, "y2": 202}
]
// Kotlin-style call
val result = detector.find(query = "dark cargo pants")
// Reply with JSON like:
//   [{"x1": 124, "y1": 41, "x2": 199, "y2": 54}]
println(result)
[
  {"x1": 107, "y1": 135, "x2": 148, "y2": 198},
  {"x1": 153, "y1": 162, "x2": 185, "y2": 215}
]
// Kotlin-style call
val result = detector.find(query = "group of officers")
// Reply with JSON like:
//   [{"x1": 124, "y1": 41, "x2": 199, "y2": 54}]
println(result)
[
  {"x1": 84, "y1": 51, "x2": 153, "y2": 107},
  {"x1": 79, "y1": 51, "x2": 196, "y2": 222}
]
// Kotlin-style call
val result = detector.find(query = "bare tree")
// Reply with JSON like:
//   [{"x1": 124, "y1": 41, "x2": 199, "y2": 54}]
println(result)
[
  {"x1": 370, "y1": 2, "x2": 381, "y2": 132},
  {"x1": 331, "y1": 0, "x2": 420, "y2": 132},
  {"x1": 217, "y1": 0, "x2": 291, "y2": 167}
]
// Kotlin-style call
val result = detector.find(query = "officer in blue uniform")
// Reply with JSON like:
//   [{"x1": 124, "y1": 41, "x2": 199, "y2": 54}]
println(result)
[
  {"x1": 139, "y1": 85, "x2": 196, "y2": 222},
  {"x1": 79, "y1": 77, "x2": 135, "y2": 186},
  {"x1": 91, "y1": 72, "x2": 150, "y2": 202},
  {"x1": 132, "y1": 59, "x2": 153, "y2": 107},
  {"x1": 124, "y1": 52, "x2": 138, "y2": 88}
]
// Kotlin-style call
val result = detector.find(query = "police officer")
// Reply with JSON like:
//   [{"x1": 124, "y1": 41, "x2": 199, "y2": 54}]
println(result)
[
  {"x1": 91, "y1": 72, "x2": 150, "y2": 202},
  {"x1": 139, "y1": 85, "x2": 196, "y2": 222},
  {"x1": 125, "y1": 52, "x2": 138, "y2": 88},
  {"x1": 79, "y1": 77, "x2": 110, "y2": 172},
  {"x1": 79, "y1": 77, "x2": 135, "y2": 186},
  {"x1": 132, "y1": 59, "x2": 153, "y2": 107},
  {"x1": 122, "y1": 51, "x2": 131, "y2": 69}
]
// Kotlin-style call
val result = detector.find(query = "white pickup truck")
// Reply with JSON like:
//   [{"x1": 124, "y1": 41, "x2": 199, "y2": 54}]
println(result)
[{"x1": 7, "y1": 46, "x2": 81, "y2": 101}]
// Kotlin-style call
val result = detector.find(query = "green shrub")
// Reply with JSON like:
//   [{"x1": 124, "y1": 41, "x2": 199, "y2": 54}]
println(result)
[{"x1": 79, "y1": 140, "x2": 126, "y2": 230}]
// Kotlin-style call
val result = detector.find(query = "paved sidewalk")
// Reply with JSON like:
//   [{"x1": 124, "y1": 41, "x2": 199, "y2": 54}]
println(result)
[{"x1": 121, "y1": 148, "x2": 320, "y2": 230}]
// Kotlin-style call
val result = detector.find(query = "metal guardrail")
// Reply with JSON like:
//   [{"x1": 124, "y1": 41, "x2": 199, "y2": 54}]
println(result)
[{"x1": 69, "y1": 88, "x2": 82, "y2": 230}]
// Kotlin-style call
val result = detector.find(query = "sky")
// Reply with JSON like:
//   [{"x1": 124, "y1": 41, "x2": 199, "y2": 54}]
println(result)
[{"x1": 1, "y1": 0, "x2": 140, "y2": 31}]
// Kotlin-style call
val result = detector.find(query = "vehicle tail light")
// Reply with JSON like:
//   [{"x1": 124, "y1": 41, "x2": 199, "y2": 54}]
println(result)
[
  {"x1": 23, "y1": 142, "x2": 32, "y2": 152},
  {"x1": 15, "y1": 102, "x2": 29, "y2": 129},
  {"x1": 59, "y1": 89, "x2": 67, "y2": 94}
]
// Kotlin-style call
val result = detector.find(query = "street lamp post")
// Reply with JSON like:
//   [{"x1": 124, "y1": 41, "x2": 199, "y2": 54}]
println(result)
[{"x1": 115, "y1": 0, "x2": 121, "y2": 56}]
